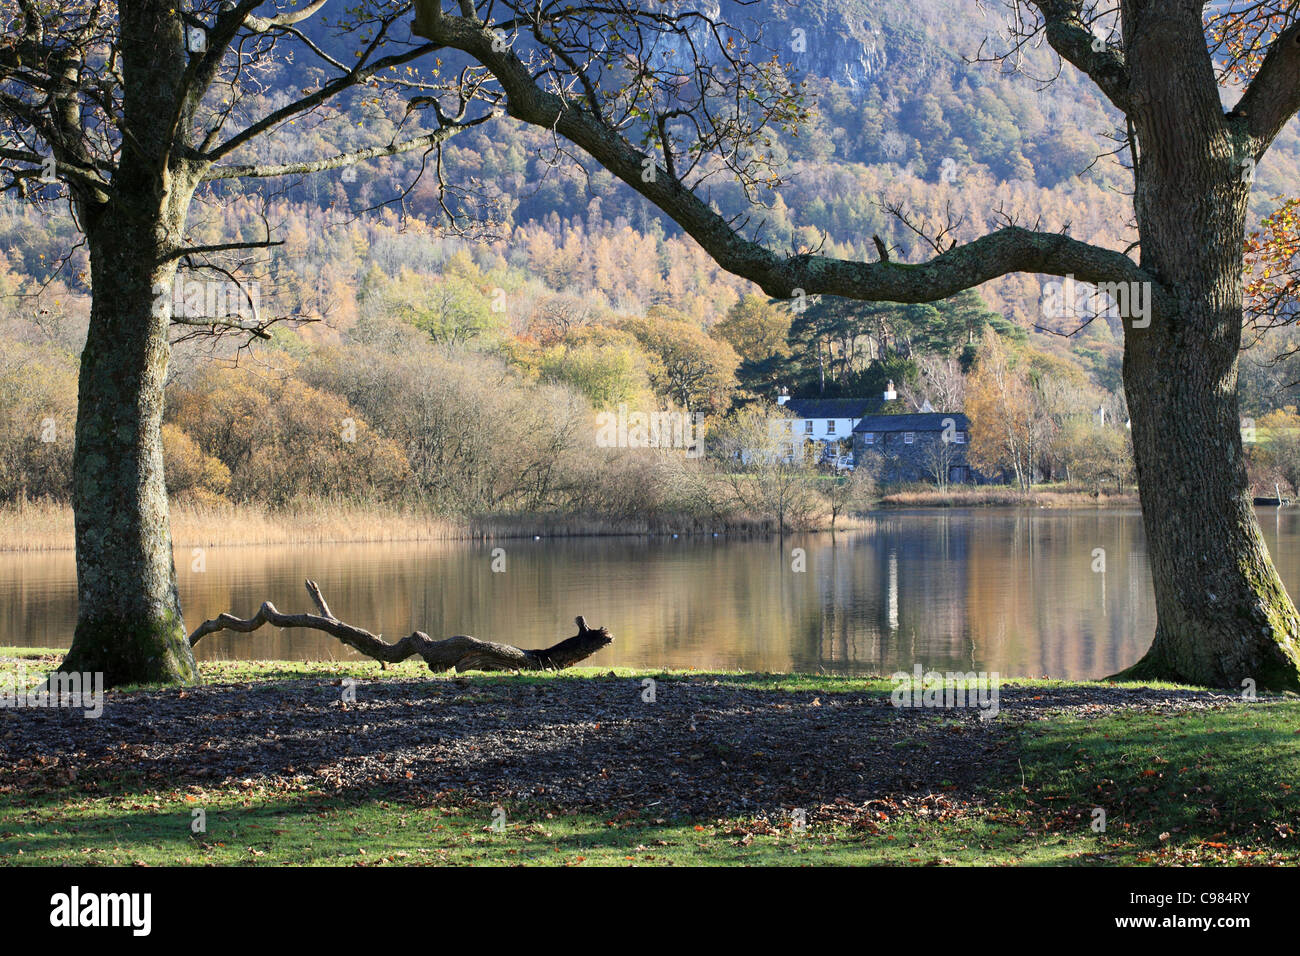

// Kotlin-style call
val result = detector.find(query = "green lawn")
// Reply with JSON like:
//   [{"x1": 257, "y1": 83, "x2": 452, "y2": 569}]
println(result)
[
  {"x1": 1015, "y1": 700, "x2": 1299, "y2": 864},
  {"x1": 1, "y1": 651, "x2": 1296, "y2": 865}
]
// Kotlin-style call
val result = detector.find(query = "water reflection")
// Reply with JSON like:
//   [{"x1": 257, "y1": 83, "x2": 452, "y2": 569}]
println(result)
[{"x1": 3, "y1": 507, "x2": 1297, "y2": 679}]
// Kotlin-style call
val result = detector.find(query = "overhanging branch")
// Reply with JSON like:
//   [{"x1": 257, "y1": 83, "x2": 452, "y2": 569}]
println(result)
[
  {"x1": 242, "y1": 0, "x2": 332, "y2": 34},
  {"x1": 411, "y1": 5, "x2": 1169, "y2": 315}
]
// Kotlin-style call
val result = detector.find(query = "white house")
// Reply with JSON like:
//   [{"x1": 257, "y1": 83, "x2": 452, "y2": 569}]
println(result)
[{"x1": 775, "y1": 390, "x2": 891, "y2": 460}]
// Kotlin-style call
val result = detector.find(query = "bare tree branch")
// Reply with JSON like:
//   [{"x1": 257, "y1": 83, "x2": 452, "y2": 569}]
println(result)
[
  {"x1": 1025, "y1": 0, "x2": 1133, "y2": 112},
  {"x1": 202, "y1": 116, "x2": 487, "y2": 180},
  {"x1": 189, "y1": 580, "x2": 615, "y2": 672}
]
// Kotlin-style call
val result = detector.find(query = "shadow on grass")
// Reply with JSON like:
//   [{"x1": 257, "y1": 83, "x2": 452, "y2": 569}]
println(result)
[{"x1": 1, "y1": 677, "x2": 1296, "y2": 865}]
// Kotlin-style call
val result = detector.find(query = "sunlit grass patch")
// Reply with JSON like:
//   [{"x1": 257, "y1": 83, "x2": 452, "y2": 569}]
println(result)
[
  {"x1": 0, "y1": 648, "x2": 62, "y2": 689},
  {"x1": 1013, "y1": 699, "x2": 1300, "y2": 864}
]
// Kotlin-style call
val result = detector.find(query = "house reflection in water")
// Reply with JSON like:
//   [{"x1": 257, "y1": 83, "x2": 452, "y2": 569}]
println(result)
[{"x1": 798, "y1": 509, "x2": 1157, "y2": 680}]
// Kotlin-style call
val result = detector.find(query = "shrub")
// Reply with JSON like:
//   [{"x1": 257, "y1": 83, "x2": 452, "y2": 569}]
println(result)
[{"x1": 0, "y1": 342, "x2": 77, "y2": 501}]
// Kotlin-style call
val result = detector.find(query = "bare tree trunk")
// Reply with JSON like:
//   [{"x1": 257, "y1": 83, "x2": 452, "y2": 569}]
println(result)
[
  {"x1": 189, "y1": 580, "x2": 613, "y2": 672},
  {"x1": 55, "y1": 1, "x2": 202, "y2": 687},
  {"x1": 59, "y1": 207, "x2": 198, "y2": 687},
  {"x1": 1121, "y1": 335, "x2": 1299, "y2": 687},
  {"x1": 1116, "y1": 14, "x2": 1300, "y2": 689}
]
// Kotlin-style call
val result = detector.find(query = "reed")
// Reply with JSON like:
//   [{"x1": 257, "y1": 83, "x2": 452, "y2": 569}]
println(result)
[
  {"x1": 878, "y1": 485, "x2": 1138, "y2": 508},
  {"x1": 0, "y1": 499, "x2": 73, "y2": 551},
  {"x1": 0, "y1": 500, "x2": 814, "y2": 552}
]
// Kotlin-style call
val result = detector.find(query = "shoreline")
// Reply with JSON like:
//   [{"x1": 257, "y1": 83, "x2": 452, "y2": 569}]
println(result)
[{"x1": 0, "y1": 491, "x2": 1142, "y2": 553}]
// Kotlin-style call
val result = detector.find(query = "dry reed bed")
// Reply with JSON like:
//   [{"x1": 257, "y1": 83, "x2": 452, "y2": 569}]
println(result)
[
  {"x1": 0, "y1": 501, "x2": 792, "y2": 552},
  {"x1": 0, "y1": 491, "x2": 1141, "y2": 552},
  {"x1": 879, "y1": 486, "x2": 1138, "y2": 508}
]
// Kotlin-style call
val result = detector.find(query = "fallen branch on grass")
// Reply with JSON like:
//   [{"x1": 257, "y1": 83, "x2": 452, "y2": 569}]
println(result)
[{"x1": 187, "y1": 579, "x2": 613, "y2": 672}]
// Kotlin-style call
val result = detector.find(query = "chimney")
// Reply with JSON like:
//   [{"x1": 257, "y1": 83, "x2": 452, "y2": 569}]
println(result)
[
  {"x1": 883, "y1": 380, "x2": 897, "y2": 401},
  {"x1": 776, "y1": 387, "x2": 790, "y2": 406}
]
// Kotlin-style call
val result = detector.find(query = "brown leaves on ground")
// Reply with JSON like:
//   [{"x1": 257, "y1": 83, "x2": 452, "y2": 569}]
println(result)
[{"x1": 0, "y1": 676, "x2": 1227, "y2": 822}]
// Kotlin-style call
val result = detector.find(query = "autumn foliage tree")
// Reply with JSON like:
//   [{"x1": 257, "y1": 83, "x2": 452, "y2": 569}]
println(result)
[
  {"x1": 0, "y1": 341, "x2": 76, "y2": 501},
  {"x1": 160, "y1": 423, "x2": 231, "y2": 506},
  {"x1": 965, "y1": 332, "x2": 1050, "y2": 491},
  {"x1": 715, "y1": 293, "x2": 792, "y2": 365},
  {"x1": 168, "y1": 366, "x2": 411, "y2": 506},
  {"x1": 621, "y1": 309, "x2": 739, "y2": 415},
  {"x1": 1247, "y1": 405, "x2": 1300, "y2": 494}
]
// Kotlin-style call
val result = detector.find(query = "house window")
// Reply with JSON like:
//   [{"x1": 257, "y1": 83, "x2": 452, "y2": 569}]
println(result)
[
  {"x1": 827, "y1": 420, "x2": 836, "y2": 434},
  {"x1": 805, "y1": 420, "x2": 814, "y2": 434},
  {"x1": 863, "y1": 433, "x2": 874, "y2": 445},
  {"x1": 904, "y1": 432, "x2": 915, "y2": 444}
]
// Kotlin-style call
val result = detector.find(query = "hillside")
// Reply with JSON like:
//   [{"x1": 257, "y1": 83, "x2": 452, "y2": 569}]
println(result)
[{"x1": 2, "y1": 0, "x2": 1299, "y2": 420}]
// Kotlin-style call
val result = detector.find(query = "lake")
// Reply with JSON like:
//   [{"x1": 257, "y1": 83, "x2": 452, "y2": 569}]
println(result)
[{"x1": 5, "y1": 507, "x2": 1300, "y2": 679}]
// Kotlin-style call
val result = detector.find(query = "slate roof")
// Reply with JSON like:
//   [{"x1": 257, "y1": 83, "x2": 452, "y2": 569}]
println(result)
[
  {"x1": 781, "y1": 398, "x2": 883, "y2": 419},
  {"x1": 852, "y1": 412, "x2": 969, "y2": 434}
]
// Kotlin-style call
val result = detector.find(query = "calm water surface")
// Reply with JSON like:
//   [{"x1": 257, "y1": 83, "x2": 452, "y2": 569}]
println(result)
[{"x1": 6, "y1": 507, "x2": 1300, "y2": 679}]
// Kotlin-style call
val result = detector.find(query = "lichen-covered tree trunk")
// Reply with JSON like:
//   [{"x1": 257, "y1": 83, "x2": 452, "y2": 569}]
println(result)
[
  {"x1": 58, "y1": 206, "x2": 197, "y2": 687},
  {"x1": 1118, "y1": 19, "x2": 1300, "y2": 690},
  {"x1": 1123, "y1": 298, "x2": 1300, "y2": 689},
  {"x1": 56, "y1": 0, "x2": 200, "y2": 686}
]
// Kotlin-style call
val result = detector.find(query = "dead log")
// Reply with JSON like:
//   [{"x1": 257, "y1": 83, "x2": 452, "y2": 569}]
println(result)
[{"x1": 187, "y1": 579, "x2": 613, "y2": 672}]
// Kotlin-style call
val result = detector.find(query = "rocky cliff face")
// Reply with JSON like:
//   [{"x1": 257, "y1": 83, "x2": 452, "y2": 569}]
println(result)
[
  {"x1": 727, "y1": 0, "x2": 946, "y2": 94},
  {"x1": 785, "y1": 23, "x2": 890, "y2": 91},
  {"x1": 652, "y1": 0, "x2": 924, "y2": 94}
]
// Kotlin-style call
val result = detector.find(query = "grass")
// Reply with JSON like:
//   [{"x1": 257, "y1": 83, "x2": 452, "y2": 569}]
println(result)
[
  {"x1": 0, "y1": 782, "x2": 1113, "y2": 867},
  {"x1": 0, "y1": 646, "x2": 64, "y2": 662},
  {"x1": 1015, "y1": 702, "x2": 1300, "y2": 864},
  {"x1": 0, "y1": 651, "x2": 1197, "y2": 695},
  {"x1": 2, "y1": 654, "x2": 1296, "y2": 865}
]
